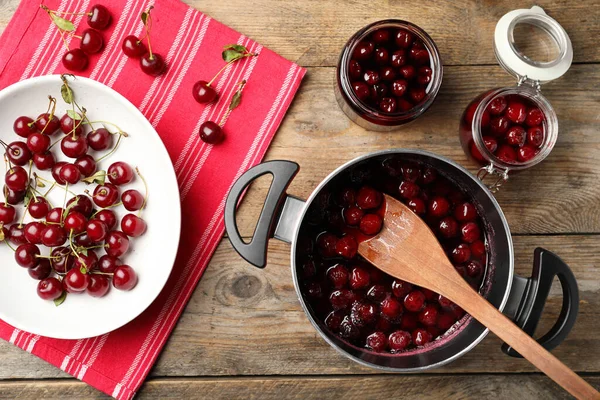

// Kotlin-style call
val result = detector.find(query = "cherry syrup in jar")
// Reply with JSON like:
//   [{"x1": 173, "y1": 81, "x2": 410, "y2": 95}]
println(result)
[
  {"x1": 297, "y1": 157, "x2": 490, "y2": 354},
  {"x1": 335, "y1": 20, "x2": 443, "y2": 131}
]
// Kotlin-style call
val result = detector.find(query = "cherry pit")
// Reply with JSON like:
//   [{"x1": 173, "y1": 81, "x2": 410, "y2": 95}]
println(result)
[
  {"x1": 298, "y1": 157, "x2": 488, "y2": 354},
  {"x1": 1, "y1": 75, "x2": 147, "y2": 306}
]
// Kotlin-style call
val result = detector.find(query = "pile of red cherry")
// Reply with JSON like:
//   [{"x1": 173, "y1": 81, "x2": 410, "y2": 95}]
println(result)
[
  {"x1": 40, "y1": 4, "x2": 113, "y2": 72},
  {"x1": 464, "y1": 93, "x2": 546, "y2": 164},
  {"x1": 1, "y1": 78, "x2": 146, "y2": 305},
  {"x1": 121, "y1": 6, "x2": 167, "y2": 76},
  {"x1": 349, "y1": 27, "x2": 433, "y2": 114},
  {"x1": 298, "y1": 157, "x2": 487, "y2": 353}
]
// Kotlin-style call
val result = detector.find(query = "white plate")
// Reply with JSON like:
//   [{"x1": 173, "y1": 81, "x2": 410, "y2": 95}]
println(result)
[{"x1": 0, "y1": 75, "x2": 181, "y2": 339}]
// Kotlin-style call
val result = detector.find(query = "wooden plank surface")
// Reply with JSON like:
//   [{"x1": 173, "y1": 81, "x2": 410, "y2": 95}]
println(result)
[
  {"x1": 0, "y1": 375, "x2": 599, "y2": 399},
  {"x1": 1, "y1": 235, "x2": 598, "y2": 379}
]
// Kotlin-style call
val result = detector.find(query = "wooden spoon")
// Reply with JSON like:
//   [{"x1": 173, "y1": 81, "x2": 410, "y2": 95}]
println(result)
[{"x1": 359, "y1": 194, "x2": 599, "y2": 399}]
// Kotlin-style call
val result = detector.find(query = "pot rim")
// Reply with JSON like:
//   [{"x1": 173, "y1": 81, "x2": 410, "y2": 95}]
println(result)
[{"x1": 289, "y1": 148, "x2": 515, "y2": 372}]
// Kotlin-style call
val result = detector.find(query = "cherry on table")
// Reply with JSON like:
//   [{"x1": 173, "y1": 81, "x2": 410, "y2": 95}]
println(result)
[
  {"x1": 105, "y1": 230, "x2": 130, "y2": 257},
  {"x1": 199, "y1": 121, "x2": 224, "y2": 144},
  {"x1": 13, "y1": 116, "x2": 37, "y2": 138},
  {"x1": 75, "y1": 154, "x2": 97, "y2": 177},
  {"x1": 64, "y1": 210, "x2": 87, "y2": 234},
  {"x1": 37, "y1": 278, "x2": 64, "y2": 300},
  {"x1": 60, "y1": 163, "x2": 82, "y2": 184},
  {"x1": 113, "y1": 265, "x2": 138, "y2": 291},
  {"x1": 87, "y1": 128, "x2": 112, "y2": 151},
  {"x1": 86, "y1": 219, "x2": 108, "y2": 242},
  {"x1": 121, "y1": 189, "x2": 144, "y2": 211},
  {"x1": 28, "y1": 198, "x2": 50, "y2": 219},
  {"x1": 60, "y1": 113, "x2": 83, "y2": 136},
  {"x1": 6, "y1": 141, "x2": 32, "y2": 166},
  {"x1": 93, "y1": 183, "x2": 119, "y2": 208},
  {"x1": 51, "y1": 247, "x2": 74, "y2": 274},
  {"x1": 122, "y1": 35, "x2": 147, "y2": 58},
  {"x1": 67, "y1": 195, "x2": 94, "y2": 217},
  {"x1": 107, "y1": 162, "x2": 134, "y2": 185},
  {"x1": 28, "y1": 259, "x2": 51, "y2": 280},
  {"x1": 62, "y1": 49, "x2": 89, "y2": 72},
  {"x1": 192, "y1": 80, "x2": 218, "y2": 104},
  {"x1": 121, "y1": 214, "x2": 146, "y2": 237},
  {"x1": 98, "y1": 254, "x2": 121, "y2": 273},
  {"x1": 27, "y1": 133, "x2": 51, "y2": 154},
  {"x1": 140, "y1": 53, "x2": 167, "y2": 76},
  {"x1": 41, "y1": 225, "x2": 67, "y2": 247},
  {"x1": 35, "y1": 113, "x2": 60, "y2": 134},
  {"x1": 64, "y1": 268, "x2": 90, "y2": 293},
  {"x1": 24, "y1": 221, "x2": 45, "y2": 244},
  {"x1": 15, "y1": 243, "x2": 40, "y2": 268},
  {"x1": 45, "y1": 207, "x2": 64, "y2": 224},
  {"x1": 80, "y1": 28, "x2": 104, "y2": 54},
  {"x1": 87, "y1": 275, "x2": 110, "y2": 297},
  {"x1": 5, "y1": 166, "x2": 29, "y2": 192},
  {"x1": 8, "y1": 224, "x2": 27, "y2": 245},
  {"x1": 0, "y1": 204, "x2": 16, "y2": 224},
  {"x1": 33, "y1": 152, "x2": 56, "y2": 170},
  {"x1": 92, "y1": 209, "x2": 117, "y2": 230},
  {"x1": 87, "y1": 4, "x2": 112, "y2": 30},
  {"x1": 61, "y1": 134, "x2": 88, "y2": 158}
]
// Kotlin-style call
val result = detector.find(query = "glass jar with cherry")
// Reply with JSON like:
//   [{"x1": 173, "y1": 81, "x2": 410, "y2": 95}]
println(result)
[
  {"x1": 335, "y1": 20, "x2": 442, "y2": 131},
  {"x1": 459, "y1": 6, "x2": 572, "y2": 190}
]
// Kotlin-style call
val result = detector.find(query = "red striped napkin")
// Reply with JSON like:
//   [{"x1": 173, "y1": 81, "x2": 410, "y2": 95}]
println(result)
[{"x1": 0, "y1": 0, "x2": 305, "y2": 398}]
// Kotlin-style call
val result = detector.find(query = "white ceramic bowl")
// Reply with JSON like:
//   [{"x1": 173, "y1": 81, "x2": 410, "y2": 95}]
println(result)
[{"x1": 0, "y1": 75, "x2": 181, "y2": 339}]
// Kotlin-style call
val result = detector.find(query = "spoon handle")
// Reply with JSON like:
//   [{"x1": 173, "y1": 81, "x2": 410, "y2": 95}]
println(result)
[{"x1": 454, "y1": 283, "x2": 599, "y2": 399}]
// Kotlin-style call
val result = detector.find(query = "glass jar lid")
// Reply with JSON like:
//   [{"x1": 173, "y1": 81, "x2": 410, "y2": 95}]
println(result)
[{"x1": 494, "y1": 6, "x2": 572, "y2": 84}]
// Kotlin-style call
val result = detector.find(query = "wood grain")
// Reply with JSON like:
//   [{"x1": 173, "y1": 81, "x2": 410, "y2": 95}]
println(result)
[
  {"x1": 1, "y1": 234, "x2": 598, "y2": 379},
  {"x1": 0, "y1": 375, "x2": 598, "y2": 399}
]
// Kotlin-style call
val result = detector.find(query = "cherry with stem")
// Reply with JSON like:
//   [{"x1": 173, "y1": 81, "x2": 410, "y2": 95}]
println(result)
[
  {"x1": 199, "y1": 80, "x2": 247, "y2": 144},
  {"x1": 138, "y1": 6, "x2": 166, "y2": 76}
]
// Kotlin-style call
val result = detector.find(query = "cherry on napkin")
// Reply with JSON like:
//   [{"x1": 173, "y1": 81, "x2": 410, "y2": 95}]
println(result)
[{"x1": 0, "y1": 0, "x2": 305, "y2": 398}]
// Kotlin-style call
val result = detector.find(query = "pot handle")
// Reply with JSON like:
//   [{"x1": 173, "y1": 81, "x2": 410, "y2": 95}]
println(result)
[
  {"x1": 224, "y1": 160, "x2": 300, "y2": 269},
  {"x1": 501, "y1": 248, "x2": 579, "y2": 357}
]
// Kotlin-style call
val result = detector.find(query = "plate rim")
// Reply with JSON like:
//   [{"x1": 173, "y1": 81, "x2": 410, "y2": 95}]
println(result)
[{"x1": 0, "y1": 74, "x2": 182, "y2": 339}]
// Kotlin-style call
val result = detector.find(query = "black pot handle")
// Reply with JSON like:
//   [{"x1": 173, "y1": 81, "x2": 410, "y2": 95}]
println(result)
[
  {"x1": 502, "y1": 247, "x2": 579, "y2": 357},
  {"x1": 224, "y1": 160, "x2": 300, "y2": 269}
]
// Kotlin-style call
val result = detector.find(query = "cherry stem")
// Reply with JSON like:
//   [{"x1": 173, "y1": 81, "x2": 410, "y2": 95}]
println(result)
[
  {"x1": 83, "y1": 120, "x2": 128, "y2": 136},
  {"x1": 135, "y1": 167, "x2": 149, "y2": 216},
  {"x1": 61, "y1": 183, "x2": 69, "y2": 224},
  {"x1": 218, "y1": 80, "x2": 247, "y2": 127},
  {"x1": 3, "y1": 240, "x2": 16, "y2": 252},
  {"x1": 40, "y1": 6, "x2": 91, "y2": 17},
  {"x1": 35, "y1": 254, "x2": 61, "y2": 260},
  {"x1": 143, "y1": 6, "x2": 154, "y2": 60},
  {"x1": 39, "y1": 97, "x2": 57, "y2": 135},
  {"x1": 96, "y1": 133, "x2": 125, "y2": 163},
  {"x1": 68, "y1": 229, "x2": 85, "y2": 266},
  {"x1": 58, "y1": 29, "x2": 70, "y2": 52},
  {"x1": 207, "y1": 54, "x2": 255, "y2": 87},
  {"x1": 35, "y1": 175, "x2": 77, "y2": 196},
  {"x1": 90, "y1": 271, "x2": 113, "y2": 276}
]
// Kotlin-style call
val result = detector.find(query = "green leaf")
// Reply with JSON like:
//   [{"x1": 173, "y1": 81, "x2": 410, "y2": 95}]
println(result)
[
  {"x1": 24, "y1": 188, "x2": 33, "y2": 206},
  {"x1": 78, "y1": 247, "x2": 88, "y2": 256},
  {"x1": 35, "y1": 177, "x2": 45, "y2": 188},
  {"x1": 222, "y1": 49, "x2": 244, "y2": 63},
  {"x1": 229, "y1": 90, "x2": 243, "y2": 111},
  {"x1": 50, "y1": 13, "x2": 75, "y2": 32},
  {"x1": 61, "y1": 83, "x2": 73, "y2": 104},
  {"x1": 66, "y1": 109, "x2": 82, "y2": 120},
  {"x1": 223, "y1": 44, "x2": 247, "y2": 53},
  {"x1": 62, "y1": 197, "x2": 78, "y2": 219},
  {"x1": 82, "y1": 170, "x2": 106, "y2": 185},
  {"x1": 54, "y1": 291, "x2": 67, "y2": 307}
]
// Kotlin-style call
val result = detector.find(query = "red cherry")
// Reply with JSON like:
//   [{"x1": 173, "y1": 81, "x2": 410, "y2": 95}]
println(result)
[
  {"x1": 412, "y1": 328, "x2": 432, "y2": 346},
  {"x1": 356, "y1": 186, "x2": 381, "y2": 210},
  {"x1": 13, "y1": 116, "x2": 37, "y2": 138},
  {"x1": 50, "y1": 247, "x2": 74, "y2": 274},
  {"x1": 398, "y1": 65, "x2": 415, "y2": 80},
  {"x1": 122, "y1": 35, "x2": 147, "y2": 58},
  {"x1": 80, "y1": 28, "x2": 104, "y2": 54},
  {"x1": 192, "y1": 80, "x2": 218, "y2": 103},
  {"x1": 379, "y1": 97, "x2": 396, "y2": 113},
  {"x1": 373, "y1": 29, "x2": 390, "y2": 44},
  {"x1": 417, "y1": 66, "x2": 432, "y2": 85},
  {"x1": 121, "y1": 214, "x2": 147, "y2": 237},
  {"x1": 466, "y1": 260, "x2": 483, "y2": 278},
  {"x1": 518, "y1": 145, "x2": 537, "y2": 163},
  {"x1": 105, "y1": 231, "x2": 130, "y2": 257},
  {"x1": 352, "y1": 82, "x2": 370, "y2": 101},
  {"x1": 60, "y1": 163, "x2": 81, "y2": 184},
  {"x1": 15, "y1": 243, "x2": 40, "y2": 268},
  {"x1": 438, "y1": 216, "x2": 458, "y2": 238},
  {"x1": 380, "y1": 67, "x2": 396, "y2": 82},
  {"x1": 395, "y1": 29, "x2": 413, "y2": 47},
  {"x1": 525, "y1": 108, "x2": 544, "y2": 127},
  {"x1": 41, "y1": 225, "x2": 67, "y2": 247},
  {"x1": 349, "y1": 266, "x2": 370, "y2": 290},
  {"x1": 338, "y1": 316, "x2": 360, "y2": 340},
  {"x1": 419, "y1": 304, "x2": 439, "y2": 326},
  {"x1": 33, "y1": 152, "x2": 56, "y2": 170},
  {"x1": 93, "y1": 183, "x2": 119, "y2": 208},
  {"x1": 326, "y1": 264, "x2": 349, "y2": 289},
  {"x1": 87, "y1": 4, "x2": 112, "y2": 30},
  {"x1": 199, "y1": 121, "x2": 224, "y2": 144},
  {"x1": 4, "y1": 186, "x2": 25, "y2": 205},
  {"x1": 406, "y1": 198, "x2": 425, "y2": 215},
  {"x1": 506, "y1": 126, "x2": 526, "y2": 146},
  {"x1": 61, "y1": 134, "x2": 88, "y2": 158},
  {"x1": 87, "y1": 128, "x2": 112, "y2": 151},
  {"x1": 73, "y1": 251, "x2": 98, "y2": 271},
  {"x1": 353, "y1": 41, "x2": 374, "y2": 60},
  {"x1": 506, "y1": 101, "x2": 527, "y2": 124},
  {"x1": 140, "y1": 53, "x2": 167, "y2": 76},
  {"x1": 388, "y1": 330, "x2": 411, "y2": 352},
  {"x1": 0, "y1": 204, "x2": 16, "y2": 224},
  {"x1": 454, "y1": 202, "x2": 477, "y2": 221},
  {"x1": 471, "y1": 240, "x2": 486, "y2": 258},
  {"x1": 27, "y1": 133, "x2": 51, "y2": 154},
  {"x1": 98, "y1": 254, "x2": 122, "y2": 273},
  {"x1": 488, "y1": 96, "x2": 507, "y2": 115},
  {"x1": 75, "y1": 154, "x2": 97, "y2": 177},
  {"x1": 317, "y1": 232, "x2": 337, "y2": 258},
  {"x1": 380, "y1": 296, "x2": 403, "y2": 322},
  {"x1": 67, "y1": 195, "x2": 94, "y2": 217},
  {"x1": 86, "y1": 220, "x2": 108, "y2": 242},
  {"x1": 374, "y1": 47, "x2": 389, "y2": 65},
  {"x1": 336, "y1": 235, "x2": 358, "y2": 259},
  {"x1": 92, "y1": 209, "x2": 117, "y2": 230},
  {"x1": 527, "y1": 126, "x2": 544, "y2": 148},
  {"x1": 45, "y1": 207, "x2": 64, "y2": 224},
  {"x1": 29, "y1": 259, "x2": 51, "y2": 280},
  {"x1": 451, "y1": 243, "x2": 472, "y2": 264},
  {"x1": 350, "y1": 301, "x2": 377, "y2": 327},
  {"x1": 37, "y1": 278, "x2": 64, "y2": 300},
  {"x1": 390, "y1": 49, "x2": 407, "y2": 67},
  {"x1": 391, "y1": 279, "x2": 413, "y2": 299},
  {"x1": 391, "y1": 79, "x2": 408, "y2": 97},
  {"x1": 403, "y1": 290, "x2": 425, "y2": 312},
  {"x1": 64, "y1": 268, "x2": 90, "y2": 293},
  {"x1": 489, "y1": 116, "x2": 510, "y2": 136},
  {"x1": 496, "y1": 145, "x2": 517, "y2": 163},
  {"x1": 348, "y1": 60, "x2": 362, "y2": 79},
  {"x1": 343, "y1": 206, "x2": 364, "y2": 226},
  {"x1": 62, "y1": 49, "x2": 89, "y2": 71},
  {"x1": 461, "y1": 222, "x2": 481, "y2": 243},
  {"x1": 28, "y1": 198, "x2": 49, "y2": 219},
  {"x1": 60, "y1": 113, "x2": 83, "y2": 135},
  {"x1": 5, "y1": 141, "x2": 32, "y2": 166},
  {"x1": 74, "y1": 232, "x2": 93, "y2": 247},
  {"x1": 24, "y1": 222, "x2": 44, "y2": 244},
  {"x1": 87, "y1": 275, "x2": 111, "y2": 297},
  {"x1": 8, "y1": 224, "x2": 27, "y2": 245},
  {"x1": 121, "y1": 189, "x2": 144, "y2": 211},
  {"x1": 5, "y1": 166, "x2": 28, "y2": 191},
  {"x1": 113, "y1": 265, "x2": 138, "y2": 291},
  {"x1": 64, "y1": 211, "x2": 87, "y2": 234},
  {"x1": 35, "y1": 113, "x2": 60, "y2": 134},
  {"x1": 428, "y1": 196, "x2": 450, "y2": 218},
  {"x1": 107, "y1": 161, "x2": 134, "y2": 185},
  {"x1": 438, "y1": 311, "x2": 457, "y2": 330},
  {"x1": 366, "y1": 331, "x2": 388, "y2": 352},
  {"x1": 359, "y1": 213, "x2": 383, "y2": 235},
  {"x1": 325, "y1": 311, "x2": 343, "y2": 332}
]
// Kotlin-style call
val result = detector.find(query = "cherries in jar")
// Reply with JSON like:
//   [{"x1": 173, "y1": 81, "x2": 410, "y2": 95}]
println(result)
[
  {"x1": 458, "y1": 6, "x2": 572, "y2": 189},
  {"x1": 336, "y1": 20, "x2": 442, "y2": 131}
]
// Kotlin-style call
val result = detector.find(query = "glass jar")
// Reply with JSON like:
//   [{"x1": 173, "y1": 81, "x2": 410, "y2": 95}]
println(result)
[
  {"x1": 335, "y1": 20, "x2": 443, "y2": 131},
  {"x1": 459, "y1": 6, "x2": 572, "y2": 191}
]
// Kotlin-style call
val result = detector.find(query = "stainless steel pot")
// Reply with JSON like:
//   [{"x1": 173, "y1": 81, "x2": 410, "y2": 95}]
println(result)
[{"x1": 224, "y1": 149, "x2": 578, "y2": 371}]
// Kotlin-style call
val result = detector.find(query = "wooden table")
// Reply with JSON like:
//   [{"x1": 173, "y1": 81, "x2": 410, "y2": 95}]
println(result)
[{"x1": 1, "y1": 0, "x2": 599, "y2": 398}]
